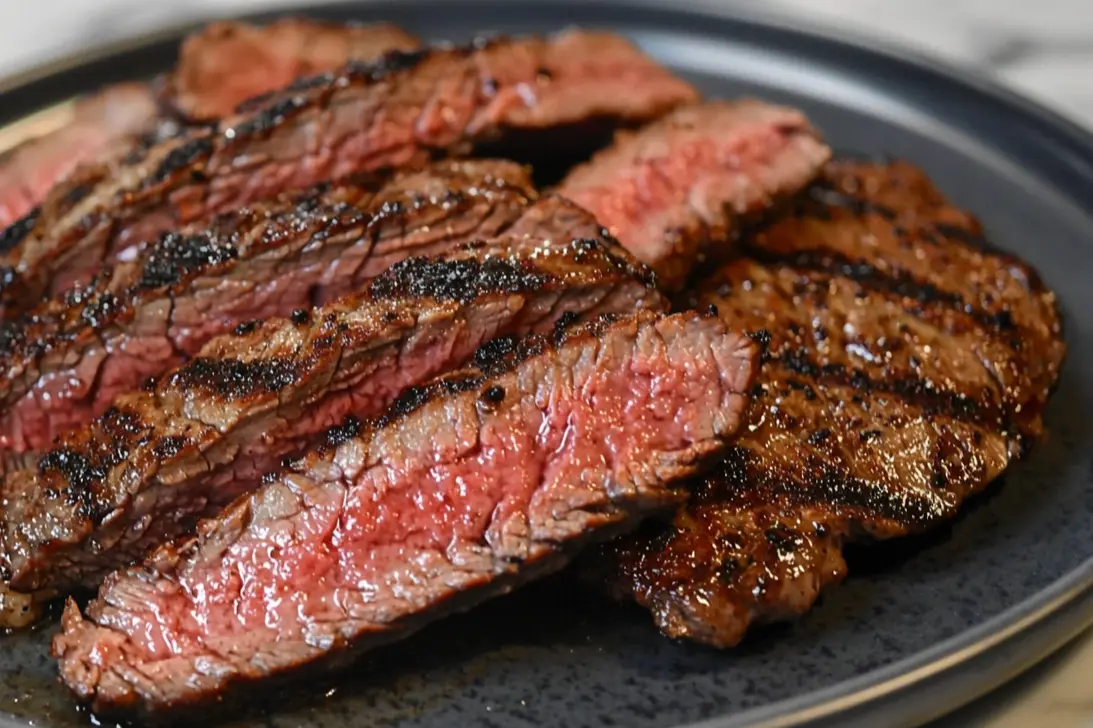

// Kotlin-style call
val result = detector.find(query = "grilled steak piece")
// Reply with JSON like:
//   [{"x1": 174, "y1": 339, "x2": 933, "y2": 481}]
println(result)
[
  {"x1": 0, "y1": 159, "x2": 535, "y2": 456},
  {"x1": 0, "y1": 31, "x2": 697, "y2": 318},
  {"x1": 592, "y1": 159, "x2": 1065, "y2": 647},
  {"x1": 558, "y1": 100, "x2": 830, "y2": 290},
  {"x1": 0, "y1": 84, "x2": 157, "y2": 229},
  {"x1": 54, "y1": 309, "x2": 757, "y2": 715},
  {"x1": 0, "y1": 225, "x2": 663, "y2": 625},
  {"x1": 162, "y1": 19, "x2": 419, "y2": 122}
]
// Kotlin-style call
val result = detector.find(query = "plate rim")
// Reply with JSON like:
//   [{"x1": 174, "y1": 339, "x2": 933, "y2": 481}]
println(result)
[{"x1": 0, "y1": 2, "x2": 1091, "y2": 727}]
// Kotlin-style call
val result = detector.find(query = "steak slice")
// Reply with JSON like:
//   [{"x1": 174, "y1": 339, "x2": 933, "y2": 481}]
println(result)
[
  {"x1": 557, "y1": 100, "x2": 831, "y2": 290},
  {"x1": 0, "y1": 227, "x2": 663, "y2": 623},
  {"x1": 0, "y1": 31, "x2": 697, "y2": 316},
  {"x1": 0, "y1": 159, "x2": 535, "y2": 455},
  {"x1": 591, "y1": 159, "x2": 1065, "y2": 647},
  {"x1": 0, "y1": 84, "x2": 157, "y2": 229},
  {"x1": 161, "y1": 19, "x2": 419, "y2": 122},
  {"x1": 54, "y1": 309, "x2": 757, "y2": 715}
]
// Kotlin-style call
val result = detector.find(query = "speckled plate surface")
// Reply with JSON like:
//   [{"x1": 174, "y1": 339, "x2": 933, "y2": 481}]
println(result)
[{"x1": 2, "y1": 1, "x2": 1093, "y2": 726}]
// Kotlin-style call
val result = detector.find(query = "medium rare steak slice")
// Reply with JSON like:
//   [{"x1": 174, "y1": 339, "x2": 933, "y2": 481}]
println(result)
[
  {"x1": 557, "y1": 100, "x2": 830, "y2": 290},
  {"x1": 591, "y1": 159, "x2": 1065, "y2": 647},
  {"x1": 161, "y1": 19, "x2": 419, "y2": 122},
  {"x1": 0, "y1": 159, "x2": 535, "y2": 455},
  {"x1": 54, "y1": 310, "x2": 757, "y2": 715},
  {"x1": 0, "y1": 84, "x2": 157, "y2": 229},
  {"x1": 0, "y1": 30, "x2": 697, "y2": 317},
  {"x1": 0, "y1": 230, "x2": 663, "y2": 625}
]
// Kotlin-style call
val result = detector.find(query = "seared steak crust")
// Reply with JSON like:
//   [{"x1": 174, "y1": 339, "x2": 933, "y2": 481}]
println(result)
[
  {"x1": 162, "y1": 19, "x2": 419, "y2": 122},
  {"x1": 595, "y1": 159, "x2": 1065, "y2": 647},
  {"x1": 0, "y1": 214, "x2": 662, "y2": 610},
  {"x1": 54, "y1": 310, "x2": 757, "y2": 715},
  {"x1": 0, "y1": 31, "x2": 697, "y2": 316},
  {"x1": 0, "y1": 159, "x2": 535, "y2": 454},
  {"x1": 558, "y1": 100, "x2": 831, "y2": 290}
]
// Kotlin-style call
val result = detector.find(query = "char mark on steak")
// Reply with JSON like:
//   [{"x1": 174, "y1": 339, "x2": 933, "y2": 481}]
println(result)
[
  {"x1": 557, "y1": 100, "x2": 831, "y2": 291},
  {"x1": 0, "y1": 30, "x2": 697, "y2": 318},
  {"x1": 160, "y1": 19, "x2": 419, "y2": 123},
  {"x1": 591, "y1": 159, "x2": 1065, "y2": 648},
  {"x1": 0, "y1": 215, "x2": 663, "y2": 624},
  {"x1": 53, "y1": 309, "x2": 757, "y2": 716},
  {"x1": 0, "y1": 84, "x2": 158, "y2": 230},
  {"x1": 0, "y1": 159, "x2": 536, "y2": 454}
]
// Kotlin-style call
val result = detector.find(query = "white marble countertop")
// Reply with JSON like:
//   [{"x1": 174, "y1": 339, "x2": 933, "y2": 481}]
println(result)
[{"x1": 0, "y1": 1, "x2": 1089, "y2": 726}]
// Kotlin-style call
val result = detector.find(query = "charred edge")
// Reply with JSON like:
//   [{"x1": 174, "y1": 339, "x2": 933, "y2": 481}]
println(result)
[
  {"x1": 151, "y1": 135, "x2": 214, "y2": 184},
  {"x1": 746, "y1": 329, "x2": 772, "y2": 362},
  {"x1": 746, "y1": 245, "x2": 1020, "y2": 336},
  {"x1": 324, "y1": 415, "x2": 362, "y2": 449},
  {"x1": 0, "y1": 207, "x2": 40, "y2": 252},
  {"x1": 368, "y1": 256, "x2": 550, "y2": 304},
  {"x1": 140, "y1": 231, "x2": 239, "y2": 290},
  {"x1": 167, "y1": 357, "x2": 297, "y2": 399}
]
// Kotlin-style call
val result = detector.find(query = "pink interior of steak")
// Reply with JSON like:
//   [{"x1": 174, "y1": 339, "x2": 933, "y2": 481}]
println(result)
[{"x1": 54, "y1": 312, "x2": 756, "y2": 713}]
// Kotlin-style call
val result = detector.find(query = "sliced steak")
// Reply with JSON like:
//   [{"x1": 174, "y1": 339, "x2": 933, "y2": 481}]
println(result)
[
  {"x1": 0, "y1": 84, "x2": 157, "y2": 229},
  {"x1": 161, "y1": 19, "x2": 419, "y2": 122},
  {"x1": 0, "y1": 228, "x2": 663, "y2": 625},
  {"x1": 54, "y1": 309, "x2": 757, "y2": 715},
  {"x1": 591, "y1": 159, "x2": 1065, "y2": 647},
  {"x1": 1, "y1": 31, "x2": 697, "y2": 317},
  {"x1": 0, "y1": 159, "x2": 535, "y2": 455},
  {"x1": 557, "y1": 100, "x2": 830, "y2": 290}
]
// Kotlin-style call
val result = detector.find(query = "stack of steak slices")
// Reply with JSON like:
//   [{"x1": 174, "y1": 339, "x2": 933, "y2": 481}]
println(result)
[
  {"x1": 0, "y1": 159, "x2": 537, "y2": 457},
  {"x1": 55, "y1": 309, "x2": 759, "y2": 715},
  {"x1": 592, "y1": 159, "x2": 1066, "y2": 647},
  {"x1": 0, "y1": 196, "x2": 664, "y2": 627},
  {"x1": 0, "y1": 30, "x2": 698, "y2": 317}
]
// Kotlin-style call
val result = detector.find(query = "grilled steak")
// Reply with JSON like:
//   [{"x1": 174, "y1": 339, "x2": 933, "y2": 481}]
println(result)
[
  {"x1": 54, "y1": 309, "x2": 757, "y2": 715},
  {"x1": 558, "y1": 100, "x2": 830, "y2": 290},
  {"x1": 592, "y1": 159, "x2": 1065, "y2": 647},
  {"x1": 161, "y1": 19, "x2": 419, "y2": 122},
  {"x1": 0, "y1": 31, "x2": 697, "y2": 317},
  {"x1": 0, "y1": 84, "x2": 157, "y2": 229},
  {"x1": 0, "y1": 159, "x2": 535, "y2": 456},
  {"x1": 0, "y1": 223, "x2": 663, "y2": 625}
]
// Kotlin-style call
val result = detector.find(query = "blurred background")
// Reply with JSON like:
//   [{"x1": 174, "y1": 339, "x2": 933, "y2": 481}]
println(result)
[{"x1": 0, "y1": 0, "x2": 1090, "y2": 726}]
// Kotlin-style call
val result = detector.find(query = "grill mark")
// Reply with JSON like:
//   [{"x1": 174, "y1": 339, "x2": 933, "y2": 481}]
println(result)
[
  {"x1": 368, "y1": 256, "x2": 550, "y2": 304},
  {"x1": 150, "y1": 136, "x2": 214, "y2": 184},
  {"x1": 166, "y1": 357, "x2": 298, "y2": 399},
  {"x1": 0, "y1": 208, "x2": 40, "y2": 252}
]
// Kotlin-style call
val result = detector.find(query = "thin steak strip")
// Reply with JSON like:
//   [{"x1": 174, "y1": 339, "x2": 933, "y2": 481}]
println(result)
[
  {"x1": 161, "y1": 19, "x2": 419, "y2": 122},
  {"x1": 592, "y1": 159, "x2": 1065, "y2": 647},
  {"x1": 0, "y1": 159, "x2": 536, "y2": 455},
  {"x1": 0, "y1": 226, "x2": 663, "y2": 625},
  {"x1": 54, "y1": 310, "x2": 757, "y2": 715},
  {"x1": 557, "y1": 100, "x2": 831, "y2": 290},
  {"x1": 0, "y1": 31, "x2": 697, "y2": 315}
]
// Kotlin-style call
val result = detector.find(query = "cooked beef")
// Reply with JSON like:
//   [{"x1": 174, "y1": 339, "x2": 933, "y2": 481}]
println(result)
[
  {"x1": 0, "y1": 31, "x2": 697, "y2": 317},
  {"x1": 161, "y1": 19, "x2": 419, "y2": 122},
  {"x1": 592, "y1": 159, "x2": 1065, "y2": 647},
  {"x1": 0, "y1": 225, "x2": 663, "y2": 625},
  {"x1": 557, "y1": 100, "x2": 830, "y2": 290},
  {"x1": 0, "y1": 84, "x2": 157, "y2": 229},
  {"x1": 0, "y1": 159, "x2": 535, "y2": 456},
  {"x1": 54, "y1": 309, "x2": 757, "y2": 715}
]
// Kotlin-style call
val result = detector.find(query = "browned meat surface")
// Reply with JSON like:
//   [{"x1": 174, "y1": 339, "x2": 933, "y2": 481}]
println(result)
[
  {"x1": 592, "y1": 159, "x2": 1065, "y2": 647},
  {"x1": 0, "y1": 214, "x2": 663, "y2": 626},
  {"x1": 0, "y1": 84, "x2": 157, "y2": 229},
  {"x1": 0, "y1": 31, "x2": 697, "y2": 317},
  {"x1": 162, "y1": 19, "x2": 419, "y2": 122},
  {"x1": 558, "y1": 100, "x2": 830, "y2": 290},
  {"x1": 0, "y1": 159, "x2": 535, "y2": 455},
  {"x1": 54, "y1": 309, "x2": 757, "y2": 715}
]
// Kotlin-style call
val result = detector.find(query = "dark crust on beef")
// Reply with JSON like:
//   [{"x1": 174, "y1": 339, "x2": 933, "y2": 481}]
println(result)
[
  {"x1": 595, "y1": 158, "x2": 1065, "y2": 648},
  {"x1": 0, "y1": 30, "x2": 697, "y2": 319},
  {"x1": 0, "y1": 160, "x2": 537, "y2": 453},
  {"x1": 52, "y1": 310, "x2": 757, "y2": 716},
  {"x1": 0, "y1": 221, "x2": 664, "y2": 598}
]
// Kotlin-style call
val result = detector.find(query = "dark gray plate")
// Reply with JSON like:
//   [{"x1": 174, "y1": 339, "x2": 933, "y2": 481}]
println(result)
[{"x1": 2, "y1": 2, "x2": 1093, "y2": 727}]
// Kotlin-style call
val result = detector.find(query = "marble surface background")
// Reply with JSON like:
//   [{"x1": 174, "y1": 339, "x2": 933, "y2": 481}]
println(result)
[{"x1": 0, "y1": 0, "x2": 1089, "y2": 726}]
